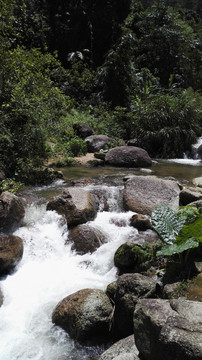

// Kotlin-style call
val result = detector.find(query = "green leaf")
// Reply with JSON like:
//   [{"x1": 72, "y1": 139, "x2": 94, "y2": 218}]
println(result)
[
  {"x1": 151, "y1": 205, "x2": 185, "y2": 245},
  {"x1": 176, "y1": 215, "x2": 202, "y2": 244},
  {"x1": 156, "y1": 237, "x2": 199, "y2": 257}
]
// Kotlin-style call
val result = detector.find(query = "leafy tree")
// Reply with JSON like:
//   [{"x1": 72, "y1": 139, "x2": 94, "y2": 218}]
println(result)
[
  {"x1": 129, "y1": 0, "x2": 201, "y2": 89},
  {"x1": 0, "y1": 46, "x2": 70, "y2": 180}
]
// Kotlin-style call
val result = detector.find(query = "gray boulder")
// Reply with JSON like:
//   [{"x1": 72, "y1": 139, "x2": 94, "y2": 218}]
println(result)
[
  {"x1": 180, "y1": 187, "x2": 202, "y2": 205},
  {"x1": 113, "y1": 273, "x2": 156, "y2": 338},
  {"x1": 73, "y1": 123, "x2": 94, "y2": 139},
  {"x1": 123, "y1": 175, "x2": 180, "y2": 215},
  {"x1": 68, "y1": 224, "x2": 107, "y2": 254},
  {"x1": 52, "y1": 288, "x2": 113, "y2": 344},
  {"x1": 130, "y1": 213, "x2": 152, "y2": 231},
  {"x1": 99, "y1": 335, "x2": 140, "y2": 360},
  {"x1": 46, "y1": 188, "x2": 97, "y2": 227},
  {"x1": 134, "y1": 298, "x2": 202, "y2": 360},
  {"x1": 85, "y1": 135, "x2": 114, "y2": 152},
  {"x1": 105, "y1": 146, "x2": 152, "y2": 168},
  {"x1": 0, "y1": 235, "x2": 24, "y2": 275},
  {"x1": 193, "y1": 177, "x2": 202, "y2": 187},
  {"x1": 0, "y1": 191, "x2": 25, "y2": 231}
]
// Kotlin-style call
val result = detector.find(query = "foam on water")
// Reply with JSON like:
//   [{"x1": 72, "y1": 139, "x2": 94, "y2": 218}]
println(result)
[{"x1": 0, "y1": 195, "x2": 137, "y2": 360}]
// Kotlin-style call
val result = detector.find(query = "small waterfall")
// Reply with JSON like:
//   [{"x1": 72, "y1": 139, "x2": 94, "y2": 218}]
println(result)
[{"x1": 0, "y1": 185, "x2": 137, "y2": 360}]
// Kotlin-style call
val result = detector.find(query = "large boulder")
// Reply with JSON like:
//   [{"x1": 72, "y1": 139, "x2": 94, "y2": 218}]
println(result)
[
  {"x1": 0, "y1": 191, "x2": 25, "y2": 232},
  {"x1": 133, "y1": 298, "x2": 202, "y2": 360},
  {"x1": 73, "y1": 123, "x2": 94, "y2": 139},
  {"x1": 0, "y1": 235, "x2": 24, "y2": 275},
  {"x1": 105, "y1": 146, "x2": 152, "y2": 168},
  {"x1": 113, "y1": 273, "x2": 156, "y2": 338},
  {"x1": 85, "y1": 135, "x2": 114, "y2": 153},
  {"x1": 46, "y1": 188, "x2": 97, "y2": 227},
  {"x1": 114, "y1": 238, "x2": 157, "y2": 274},
  {"x1": 99, "y1": 335, "x2": 140, "y2": 360},
  {"x1": 123, "y1": 175, "x2": 180, "y2": 215},
  {"x1": 68, "y1": 224, "x2": 107, "y2": 254},
  {"x1": 52, "y1": 288, "x2": 113, "y2": 344}
]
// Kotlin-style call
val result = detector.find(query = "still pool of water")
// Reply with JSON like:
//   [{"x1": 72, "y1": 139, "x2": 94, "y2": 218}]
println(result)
[{"x1": 59, "y1": 159, "x2": 202, "y2": 183}]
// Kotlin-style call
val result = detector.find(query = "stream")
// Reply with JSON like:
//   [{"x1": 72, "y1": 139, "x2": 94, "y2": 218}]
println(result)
[{"x1": 0, "y1": 158, "x2": 201, "y2": 360}]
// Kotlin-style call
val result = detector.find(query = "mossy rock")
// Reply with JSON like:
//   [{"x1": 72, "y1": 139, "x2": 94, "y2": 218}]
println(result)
[{"x1": 114, "y1": 242, "x2": 155, "y2": 274}]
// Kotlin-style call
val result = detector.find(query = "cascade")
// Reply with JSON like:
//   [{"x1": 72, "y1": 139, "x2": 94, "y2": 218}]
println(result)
[{"x1": 0, "y1": 183, "x2": 137, "y2": 360}]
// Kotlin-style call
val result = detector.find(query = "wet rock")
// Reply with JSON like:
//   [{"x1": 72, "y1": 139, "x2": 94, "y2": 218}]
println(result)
[
  {"x1": 52, "y1": 288, "x2": 113, "y2": 344},
  {"x1": 130, "y1": 214, "x2": 152, "y2": 231},
  {"x1": 123, "y1": 175, "x2": 180, "y2": 215},
  {"x1": 73, "y1": 123, "x2": 94, "y2": 139},
  {"x1": 180, "y1": 187, "x2": 202, "y2": 205},
  {"x1": 85, "y1": 135, "x2": 114, "y2": 153},
  {"x1": 106, "y1": 281, "x2": 117, "y2": 303},
  {"x1": 113, "y1": 273, "x2": 156, "y2": 338},
  {"x1": 68, "y1": 224, "x2": 107, "y2": 254},
  {"x1": 0, "y1": 235, "x2": 24, "y2": 275},
  {"x1": 98, "y1": 335, "x2": 140, "y2": 360},
  {"x1": 105, "y1": 146, "x2": 152, "y2": 168},
  {"x1": 133, "y1": 298, "x2": 202, "y2": 360},
  {"x1": 0, "y1": 191, "x2": 25, "y2": 232},
  {"x1": 46, "y1": 187, "x2": 97, "y2": 227}
]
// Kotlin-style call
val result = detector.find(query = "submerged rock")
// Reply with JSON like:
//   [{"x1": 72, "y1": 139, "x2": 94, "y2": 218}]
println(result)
[
  {"x1": 0, "y1": 191, "x2": 25, "y2": 232},
  {"x1": 46, "y1": 187, "x2": 98, "y2": 227},
  {"x1": 52, "y1": 288, "x2": 113, "y2": 344},
  {"x1": 105, "y1": 146, "x2": 152, "y2": 168},
  {"x1": 123, "y1": 175, "x2": 180, "y2": 215},
  {"x1": 0, "y1": 235, "x2": 24, "y2": 276}
]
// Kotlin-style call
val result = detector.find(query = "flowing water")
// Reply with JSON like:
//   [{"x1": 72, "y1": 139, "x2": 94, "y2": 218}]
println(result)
[
  {"x1": 0, "y1": 181, "x2": 138, "y2": 360},
  {"x1": 0, "y1": 159, "x2": 201, "y2": 360}
]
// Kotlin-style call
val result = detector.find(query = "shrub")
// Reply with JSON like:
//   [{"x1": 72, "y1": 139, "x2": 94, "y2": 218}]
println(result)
[
  {"x1": 65, "y1": 138, "x2": 87, "y2": 157},
  {"x1": 132, "y1": 88, "x2": 202, "y2": 158}
]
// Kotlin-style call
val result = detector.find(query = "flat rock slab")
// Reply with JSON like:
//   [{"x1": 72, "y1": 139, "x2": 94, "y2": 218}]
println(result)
[{"x1": 123, "y1": 175, "x2": 180, "y2": 215}]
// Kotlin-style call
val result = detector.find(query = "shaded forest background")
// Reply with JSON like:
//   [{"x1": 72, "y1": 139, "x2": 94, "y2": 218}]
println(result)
[{"x1": 0, "y1": 0, "x2": 201, "y2": 184}]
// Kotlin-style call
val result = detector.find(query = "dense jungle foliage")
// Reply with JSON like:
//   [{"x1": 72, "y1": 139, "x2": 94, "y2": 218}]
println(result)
[{"x1": 0, "y1": 0, "x2": 201, "y2": 183}]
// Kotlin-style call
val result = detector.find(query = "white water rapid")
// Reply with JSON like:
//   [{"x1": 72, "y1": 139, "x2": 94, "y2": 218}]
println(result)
[{"x1": 0, "y1": 184, "x2": 138, "y2": 360}]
